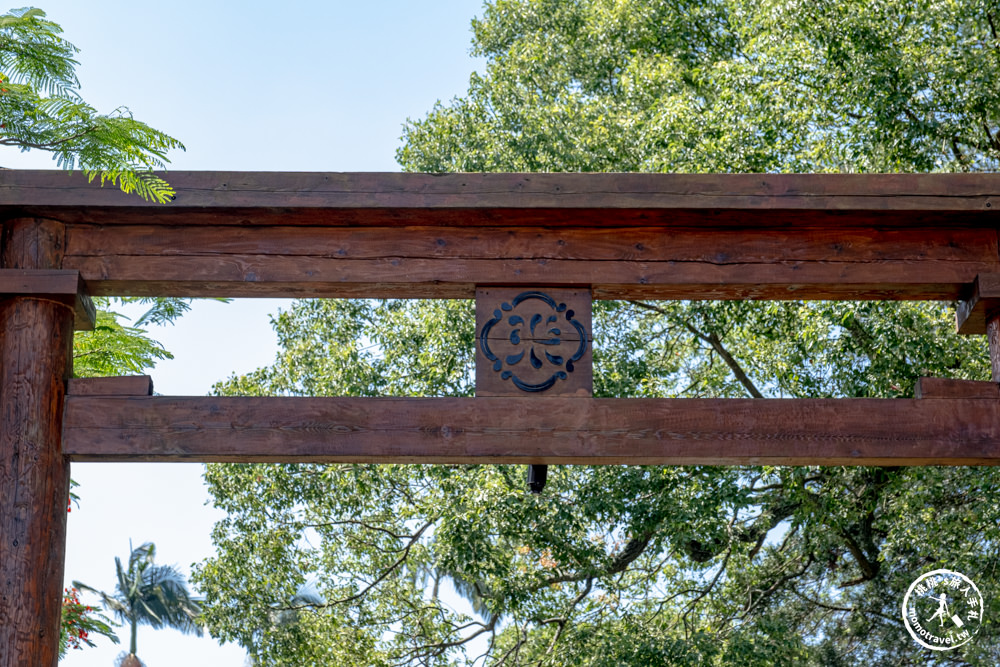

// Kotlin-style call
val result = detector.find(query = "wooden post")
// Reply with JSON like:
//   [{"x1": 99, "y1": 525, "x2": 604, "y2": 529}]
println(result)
[
  {"x1": 476, "y1": 287, "x2": 593, "y2": 492},
  {"x1": 0, "y1": 219, "x2": 73, "y2": 666}
]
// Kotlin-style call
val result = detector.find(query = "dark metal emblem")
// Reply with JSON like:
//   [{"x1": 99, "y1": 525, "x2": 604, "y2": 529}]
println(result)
[{"x1": 478, "y1": 291, "x2": 588, "y2": 393}]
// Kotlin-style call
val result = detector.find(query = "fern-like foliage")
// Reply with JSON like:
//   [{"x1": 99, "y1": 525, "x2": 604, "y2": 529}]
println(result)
[
  {"x1": 72, "y1": 299, "x2": 175, "y2": 377},
  {"x1": 0, "y1": 7, "x2": 184, "y2": 202}
]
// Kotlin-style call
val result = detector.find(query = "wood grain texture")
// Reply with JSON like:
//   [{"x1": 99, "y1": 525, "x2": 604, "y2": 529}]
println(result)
[
  {"x1": 63, "y1": 253, "x2": 996, "y2": 300},
  {"x1": 914, "y1": 377, "x2": 1000, "y2": 399},
  {"x1": 0, "y1": 269, "x2": 95, "y2": 330},
  {"x1": 67, "y1": 376, "x2": 153, "y2": 396},
  {"x1": 0, "y1": 219, "x2": 73, "y2": 667},
  {"x1": 60, "y1": 222, "x2": 998, "y2": 300},
  {"x1": 62, "y1": 395, "x2": 1000, "y2": 466},
  {"x1": 476, "y1": 288, "x2": 592, "y2": 397},
  {"x1": 1, "y1": 171, "x2": 998, "y2": 299},
  {"x1": 5, "y1": 171, "x2": 1000, "y2": 219}
]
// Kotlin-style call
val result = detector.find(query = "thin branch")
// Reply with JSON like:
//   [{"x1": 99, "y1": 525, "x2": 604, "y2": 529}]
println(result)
[
  {"x1": 789, "y1": 586, "x2": 853, "y2": 613},
  {"x1": 303, "y1": 518, "x2": 422, "y2": 541},
  {"x1": 790, "y1": 586, "x2": 902, "y2": 626},
  {"x1": 741, "y1": 553, "x2": 815, "y2": 619},
  {"x1": 629, "y1": 300, "x2": 765, "y2": 398},
  {"x1": 284, "y1": 519, "x2": 435, "y2": 610},
  {"x1": 394, "y1": 616, "x2": 497, "y2": 663},
  {"x1": 0, "y1": 127, "x2": 95, "y2": 150},
  {"x1": 682, "y1": 547, "x2": 731, "y2": 620},
  {"x1": 541, "y1": 577, "x2": 594, "y2": 659},
  {"x1": 988, "y1": 12, "x2": 1000, "y2": 52}
]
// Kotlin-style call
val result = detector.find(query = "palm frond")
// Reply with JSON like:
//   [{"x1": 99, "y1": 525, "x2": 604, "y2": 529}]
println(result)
[{"x1": 78, "y1": 541, "x2": 204, "y2": 653}]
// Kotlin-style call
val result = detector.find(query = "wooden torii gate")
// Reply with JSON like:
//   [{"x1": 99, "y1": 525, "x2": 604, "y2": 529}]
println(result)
[{"x1": 3, "y1": 170, "x2": 1000, "y2": 663}]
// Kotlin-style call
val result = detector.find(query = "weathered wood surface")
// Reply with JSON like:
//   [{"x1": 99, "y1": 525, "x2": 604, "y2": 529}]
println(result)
[
  {"x1": 956, "y1": 273, "x2": 1000, "y2": 334},
  {"x1": 62, "y1": 223, "x2": 998, "y2": 300},
  {"x1": 4, "y1": 171, "x2": 1000, "y2": 220},
  {"x1": 0, "y1": 219, "x2": 73, "y2": 667},
  {"x1": 67, "y1": 375, "x2": 153, "y2": 396},
  {"x1": 62, "y1": 395, "x2": 1000, "y2": 466},
  {"x1": 914, "y1": 377, "x2": 1000, "y2": 399},
  {"x1": 0, "y1": 269, "x2": 95, "y2": 330},
  {"x1": 476, "y1": 288, "x2": 593, "y2": 397},
  {"x1": 1, "y1": 170, "x2": 998, "y2": 300}
]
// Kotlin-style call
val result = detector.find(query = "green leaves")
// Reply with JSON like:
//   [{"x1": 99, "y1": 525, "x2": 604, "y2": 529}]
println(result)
[
  {"x1": 72, "y1": 298, "x2": 175, "y2": 378},
  {"x1": 196, "y1": 298, "x2": 999, "y2": 664},
  {"x1": 0, "y1": 7, "x2": 78, "y2": 95},
  {"x1": 400, "y1": 0, "x2": 1000, "y2": 174},
  {"x1": 75, "y1": 542, "x2": 202, "y2": 660},
  {"x1": 192, "y1": 1, "x2": 1000, "y2": 663},
  {"x1": 0, "y1": 7, "x2": 184, "y2": 202}
]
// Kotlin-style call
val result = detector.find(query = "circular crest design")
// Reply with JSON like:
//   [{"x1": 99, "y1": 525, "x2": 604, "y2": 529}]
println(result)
[
  {"x1": 902, "y1": 569, "x2": 984, "y2": 651},
  {"x1": 479, "y1": 291, "x2": 588, "y2": 393}
]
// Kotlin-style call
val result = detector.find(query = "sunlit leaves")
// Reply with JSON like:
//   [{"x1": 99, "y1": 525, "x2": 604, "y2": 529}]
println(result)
[
  {"x1": 0, "y1": 7, "x2": 184, "y2": 201},
  {"x1": 72, "y1": 299, "x2": 173, "y2": 378},
  {"x1": 197, "y1": 0, "x2": 1000, "y2": 664}
]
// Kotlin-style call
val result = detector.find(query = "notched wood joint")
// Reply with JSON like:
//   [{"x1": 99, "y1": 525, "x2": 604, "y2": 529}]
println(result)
[
  {"x1": 956, "y1": 274, "x2": 1000, "y2": 335},
  {"x1": 0, "y1": 268, "x2": 96, "y2": 330}
]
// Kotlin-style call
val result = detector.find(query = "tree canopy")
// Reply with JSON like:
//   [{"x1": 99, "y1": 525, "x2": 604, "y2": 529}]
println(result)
[
  {"x1": 0, "y1": 7, "x2": 183, "y2": 201},
  {"x1": 194, "y1": 1, "x2": 1000, "y2": 665}
]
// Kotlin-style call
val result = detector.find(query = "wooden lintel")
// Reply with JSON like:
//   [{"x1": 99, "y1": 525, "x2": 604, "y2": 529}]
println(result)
[
  {"x1": 1, "y1": 170, "x2": 999, "y2": 301},
  {"x1": 62, "y1": 395, "x2": 1000, "y2": 465},
  {"x1": 0, "y1": 269, "x2": 95, "y2": 330},
  {"x1": 57, "y1": 224, "x2": 999, "y2": 301},
  {"x1": 67, "y1": 376, "x2": 153, "y2": 396}
]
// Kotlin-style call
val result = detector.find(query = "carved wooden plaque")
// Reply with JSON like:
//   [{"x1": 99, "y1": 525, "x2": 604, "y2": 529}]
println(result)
[{"x1": 476, "y1": 288, "x2": 592, "y2": 397}]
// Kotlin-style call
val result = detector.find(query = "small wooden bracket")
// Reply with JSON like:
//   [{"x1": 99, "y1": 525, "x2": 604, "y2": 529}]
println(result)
[
  {"x1": 914, "y1": 376, "x2": 1000, "y2": 399},
  {"x1": 68, "y1": 375, "x2": 154, "y2": 396},
  {"x1": 956, "y1": 274, "x2": 1000, "y2": 335},
  {"x1": 0, "y1": 269, "x2": 96, "y2": 330}
]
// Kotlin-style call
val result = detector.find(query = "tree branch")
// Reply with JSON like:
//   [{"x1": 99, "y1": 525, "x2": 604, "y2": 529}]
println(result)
[
  {"x1": 629, "y1": 301, "x2": 765, "y2": 398},
  {"x1": 285, "y1": 519, "x2": 435, "y2": 610},
  {"x1": 0, "y1": 127, "x2": 95, "y2": 150}
]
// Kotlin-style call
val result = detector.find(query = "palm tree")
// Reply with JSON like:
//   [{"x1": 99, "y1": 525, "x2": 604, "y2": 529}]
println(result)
[{"x1": 75, "y1": 542, "x2": 202, "y2": 666}]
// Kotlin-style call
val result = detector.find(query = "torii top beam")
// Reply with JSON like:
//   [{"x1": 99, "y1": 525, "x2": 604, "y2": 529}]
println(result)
[{"x1": 2, "y1": 170, "x2": 999, "y2": 301}]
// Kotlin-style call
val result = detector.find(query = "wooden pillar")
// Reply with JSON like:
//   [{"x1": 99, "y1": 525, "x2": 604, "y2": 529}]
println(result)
[{"x1": 0, "y1": 219, "x2": 73, "y2": 666}]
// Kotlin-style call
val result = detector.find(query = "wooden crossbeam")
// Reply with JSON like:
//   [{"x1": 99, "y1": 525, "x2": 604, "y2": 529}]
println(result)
[
  {"x1": 2, "y1": 171, "x2": 999, "y2": 300},
  {"x1": 59, "y1": 224, "x2": 998, "y2": 300},
  {"x1": 62, "y1": 393, "x2": 1000, "y2": 466},
  {"x1": 956, "y1": 274, "x2": 1000, "y2": 334},
  {"x1": 914, "y1": 376, "x2": 1000, "y2": 399}
]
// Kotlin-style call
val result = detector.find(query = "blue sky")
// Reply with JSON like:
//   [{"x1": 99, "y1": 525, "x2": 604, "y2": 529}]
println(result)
[{"x1": 2, "y1": 1, "x2": 486, "y2": 664}]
